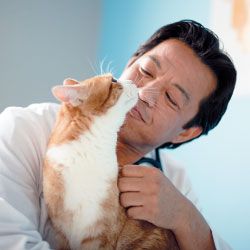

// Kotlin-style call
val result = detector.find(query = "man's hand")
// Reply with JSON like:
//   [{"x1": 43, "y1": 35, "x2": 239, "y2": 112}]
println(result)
[
  {"x1": 118, "y1": 164, "x2": 216, "y2": 250},
  {"x1": 118, "y1": 164, "x2": 186, "y2": 230}
]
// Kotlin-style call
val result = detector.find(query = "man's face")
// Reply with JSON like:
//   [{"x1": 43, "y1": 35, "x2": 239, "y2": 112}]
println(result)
[{"x1": 118, "y1": 39, "x2": 216, "y2": 154}]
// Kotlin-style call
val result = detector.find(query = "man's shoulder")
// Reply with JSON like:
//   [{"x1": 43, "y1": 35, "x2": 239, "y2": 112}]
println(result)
[
  {"x1": 0, "y1": 102, "x2": 60, "y2": 153},
  {"x1": 160, "y1": 150, "x2": 193, "y2": 191},
  {"x1": 159, "y1": 150, "x2": 186, "y2": 176},
  {"x1": 159, "y1": 149, "x2": 201, "y2": 209},
  {"x1": 0, "y1": 102, "x2": 60, "y2": 194},
  {"x1": 1, "y1": 102, "x2": 59, "y2": 118},
  {"x1": 26, "y1": 102, "x2": 60, "y2": 113},
  {"x1": 0, "y1": 102, "x2": 59, "y2": 130}
]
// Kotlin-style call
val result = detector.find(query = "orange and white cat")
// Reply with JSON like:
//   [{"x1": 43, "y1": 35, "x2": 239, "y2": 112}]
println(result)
[{"x1": 43, "y1": 74, "x2": 179, "y2": 250}]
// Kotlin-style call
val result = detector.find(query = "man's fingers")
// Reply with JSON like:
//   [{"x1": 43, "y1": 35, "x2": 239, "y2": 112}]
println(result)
[
  {"x1": 119, "y1": 192, "x2": 143, "y2": 207},
  {"x1": 118, "y1": 177, "x2": 143, "y2": 192},
  {"x1": 120, "y1": 165, "x2": 145, "y2": 177}
]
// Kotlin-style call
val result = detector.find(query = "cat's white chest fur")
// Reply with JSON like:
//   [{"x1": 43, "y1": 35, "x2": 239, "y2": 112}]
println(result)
[{"x1": 46, "y1": 114, "x2": 120, "y2": 248}]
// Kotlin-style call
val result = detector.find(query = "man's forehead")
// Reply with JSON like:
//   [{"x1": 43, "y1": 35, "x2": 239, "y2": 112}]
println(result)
[
  {"x1": 147, "y1": 39, "x2": 206, "y2": 75},
  {"x1": 146, "y1": 40, "x2": 186, "y2": 68}
]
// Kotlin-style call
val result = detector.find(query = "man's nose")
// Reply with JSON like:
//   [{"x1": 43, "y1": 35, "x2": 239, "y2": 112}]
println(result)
[{"x1": 138, "y1": 85, "x2": 160, "y2": 108}]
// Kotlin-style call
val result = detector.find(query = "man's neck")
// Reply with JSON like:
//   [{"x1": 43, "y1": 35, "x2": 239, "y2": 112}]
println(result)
[{"x1": 116, "y1": 141, "x2": 146, "y2": 166}]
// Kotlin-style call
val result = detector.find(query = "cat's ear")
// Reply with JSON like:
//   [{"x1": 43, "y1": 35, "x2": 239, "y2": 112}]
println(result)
[
  {"x1": 63, "y1": 78, "x2": 79, "y2": 86},
  {"x1": 52, "y1": 85, "x2": 88, "y2": 106}
]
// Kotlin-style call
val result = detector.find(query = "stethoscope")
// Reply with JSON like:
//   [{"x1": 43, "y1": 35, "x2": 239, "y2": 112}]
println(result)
[{"x1": 134, "y1": 147, "x2": 163, "y2": 171}]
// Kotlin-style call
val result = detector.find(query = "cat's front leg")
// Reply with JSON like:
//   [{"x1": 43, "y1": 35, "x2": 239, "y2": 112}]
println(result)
[{"x1": 55, "y1": 229, "x2": 70, "y2": 250}]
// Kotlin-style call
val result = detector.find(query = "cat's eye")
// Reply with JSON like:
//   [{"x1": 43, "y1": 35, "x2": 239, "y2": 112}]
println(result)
[{"x1": 112, "y1": 77, "x2": 117, "y2": 82}]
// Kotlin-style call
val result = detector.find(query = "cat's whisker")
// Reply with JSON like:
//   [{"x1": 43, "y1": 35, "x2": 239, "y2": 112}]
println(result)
[
  {"x1": 110, "y1": 66, "x2": 115, "y2": 75},
  {"x1": 139, "y1": 86, "x2": 159, "y2": 91},
  {"x1": 99, "y1": 57, "x2": 107, "y2": 75},
  {"x1": 140, "y1": 90, "x2": 160, "y2": 93},
  {"x1": 87, "y1": 58, "x2": 99, "y2": 76},
  {"x1": 106, "y1": 60, "x2": 113, "y2": 74},
  {"x1": 139, "y1": 91, "x2": 161, "y2": 97},
  {"x1": 133, "y1": 73, "x2": 141, "y2": 86}
]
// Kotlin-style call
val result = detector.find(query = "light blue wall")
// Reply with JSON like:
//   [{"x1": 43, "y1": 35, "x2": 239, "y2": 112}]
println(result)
[
  {"x1": 168, "y1": 97, "x2": 250, "y2": 250},
  {"x1": 99, "y1": 1, "x2": 250, "y2": 250},
  {"x1": 99, "y1": 0, "x2": 210, "y2": 77}
]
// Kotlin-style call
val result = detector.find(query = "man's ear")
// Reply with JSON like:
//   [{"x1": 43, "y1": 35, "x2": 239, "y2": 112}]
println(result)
[{"x1": 171, "y1": 126, "x2": 203, "y2": 144}]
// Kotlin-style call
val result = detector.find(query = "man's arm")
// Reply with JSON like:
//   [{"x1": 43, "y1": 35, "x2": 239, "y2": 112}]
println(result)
[
  {"x1": 0, "y1": 199, "x2": 51, "y2": 250},
  {"x1": 118, "y1": 165, "x2": 216, "y2": 250},
  {"x1": 0, "y1": 104, "x2": 57, "y2": 249}
]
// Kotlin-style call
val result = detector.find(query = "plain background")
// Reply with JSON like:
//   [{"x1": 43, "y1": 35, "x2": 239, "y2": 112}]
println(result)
[{"x1": 0, "y1": 1, "x2": 249, "y2": 249}]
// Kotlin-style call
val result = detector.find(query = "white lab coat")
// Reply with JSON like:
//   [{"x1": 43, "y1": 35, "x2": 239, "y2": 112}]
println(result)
[{"x1": 0, "y1": 103, "x2": 232, "y2": 250}]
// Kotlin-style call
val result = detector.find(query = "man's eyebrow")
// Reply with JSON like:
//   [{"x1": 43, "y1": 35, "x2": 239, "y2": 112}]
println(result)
[
  {"x1": 148, "y1": 55, "x2": 161, "y2": 69},
  {"x1": 173, "y1": 83, "x2": 190, "y2": 103}
]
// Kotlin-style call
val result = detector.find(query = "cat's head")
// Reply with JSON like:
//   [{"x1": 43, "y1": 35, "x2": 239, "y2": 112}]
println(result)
[{"x1": 52, "y1": 74, "x2": 138, "y2": 115}]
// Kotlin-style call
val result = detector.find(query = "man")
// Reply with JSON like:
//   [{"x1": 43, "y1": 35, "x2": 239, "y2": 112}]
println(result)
[
  {"x1": 0, "y1": 20, "x2": 236, "y2": 249},
  {"x1": 115, "y1": 20, "x2": 236, "y2": 250}
]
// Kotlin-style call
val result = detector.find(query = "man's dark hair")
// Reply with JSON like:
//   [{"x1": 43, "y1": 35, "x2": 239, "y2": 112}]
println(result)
[{"x1": 132, "y1": 19, "x2": 237, "y2": 149}]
